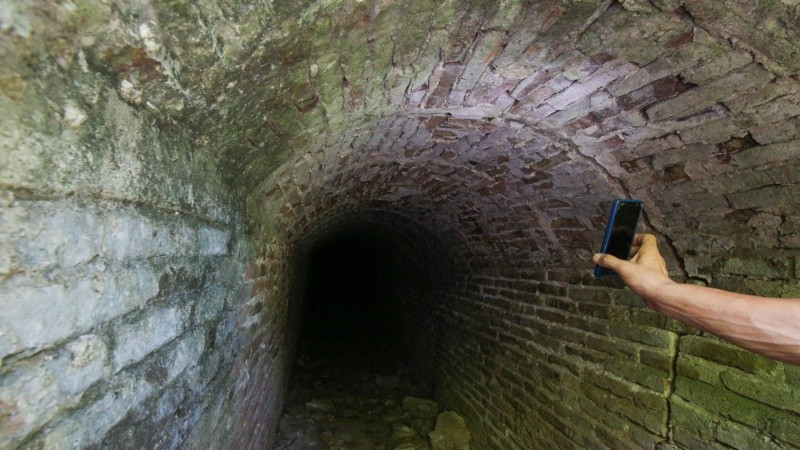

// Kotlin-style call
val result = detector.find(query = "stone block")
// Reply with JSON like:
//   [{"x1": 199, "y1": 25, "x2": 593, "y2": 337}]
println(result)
[
  {"x1": 402, "y1": 396, "x2": 439, "y2": 419},
  {"x1": 198, "y1": 226, "x2": 231, "y2": 256},
  {"x1": 195, "y1": 286, "x2": 227, "y2": 325},
  {"x1": 165, "y1": 329, "x2": 206, "y2": 380},
  {"x1": 42, "y1": 373, "x2": 155, "y2": 450},
  {"x1": 428, "y1": 411, "x2": 471, "y2": 450},
  {"x1": 112, "y1": 306, "x2": 184, "y2": 372},
  {"x1": 0, "y1": 279, "x2": 97, "y2": 359},
  {"x1": 0, "y1": 201, "x2": 102, "y2": 272},
  {"x1": 103, "y1": 211, "x2": 177, "y2": 260},
  {"x1": 0, "y1": 334, "x2": 107, "y2": 444}
]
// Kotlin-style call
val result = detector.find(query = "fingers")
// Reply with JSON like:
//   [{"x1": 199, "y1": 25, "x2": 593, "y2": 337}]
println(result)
[
  {"x1": 641, "y1": 233, "x2": 658, "y2": 247},
  {"x1": 633, "y1": 233, "x2": 657, "y2": 245},
  {"x1": 593, "y1": 253, "x2": 625, "y2": 271},
  {"x1": 632, "y1": 234, "x2": 660, "y2": 258}
]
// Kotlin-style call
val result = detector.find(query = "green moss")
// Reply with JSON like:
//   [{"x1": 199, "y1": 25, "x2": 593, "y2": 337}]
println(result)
[
  {"x1": 680, "y1": 335, "x2": 781, "y2": 376},
  {"x1": 670, "y1": 396, "x2": 717, "y2": 443},
  {"x1": 674, "y1": 376, "x2": 795, "y2": 431}
]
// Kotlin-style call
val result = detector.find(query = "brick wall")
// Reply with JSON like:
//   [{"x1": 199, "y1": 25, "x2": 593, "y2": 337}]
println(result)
[
  {"x1": 260, "y1": 110, "x2": 800, "y2": 446},
  {"x1": 4, "y1": 0, "x2": 800, "y2": 448},
  {"x1": 255, "y1": 1, "x2": 800, "y2": 433}
]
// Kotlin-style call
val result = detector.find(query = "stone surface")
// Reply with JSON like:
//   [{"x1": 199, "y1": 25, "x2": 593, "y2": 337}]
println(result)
[
  {"x1": 429, "y1": 411, "x2": 471, "y2": 450},
  {"x1": 2, "y1": 0, "x2": 800, "y2": 449},
  {"x1": 272, "y1": 339, "x2": 444, "y2": 450},
  {"x1": 403, "y1": 397, "x2": 440, "y2": 419}
]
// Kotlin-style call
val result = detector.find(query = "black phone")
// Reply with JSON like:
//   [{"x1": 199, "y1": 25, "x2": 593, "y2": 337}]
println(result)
[{"x1": 594, "y1": 199, "x2": 643, "y2": 277}]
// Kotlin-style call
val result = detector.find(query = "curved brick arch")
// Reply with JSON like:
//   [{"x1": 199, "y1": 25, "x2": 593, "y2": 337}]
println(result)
[{"x1": 2, "y1": 0, "x2": 800, "y2": 449}]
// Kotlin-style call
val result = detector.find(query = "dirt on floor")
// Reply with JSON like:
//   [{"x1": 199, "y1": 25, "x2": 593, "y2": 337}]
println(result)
[{"x1": 272, "y1": 337, "x2": 469, "y2": 450}]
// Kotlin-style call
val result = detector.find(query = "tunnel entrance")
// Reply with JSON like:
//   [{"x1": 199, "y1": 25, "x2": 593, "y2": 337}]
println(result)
[{"x1": 273, "y1": 213, "x2": 461, "y2": 449}]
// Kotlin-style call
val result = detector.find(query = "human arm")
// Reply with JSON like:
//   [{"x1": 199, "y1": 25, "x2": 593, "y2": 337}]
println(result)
[{"x1": 593, "y1": 234, "x2": 800, "y2": 366}]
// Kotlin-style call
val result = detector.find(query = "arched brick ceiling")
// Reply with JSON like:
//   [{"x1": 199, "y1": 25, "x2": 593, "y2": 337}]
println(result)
[{"x1": 77, "y1": 0, "x2": 800, "y2": 282}]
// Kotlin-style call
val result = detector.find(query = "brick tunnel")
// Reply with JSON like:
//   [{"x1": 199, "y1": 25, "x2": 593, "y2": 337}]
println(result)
[{"x1": 2, "y1": 0, "x2": 800, "y2": 448}]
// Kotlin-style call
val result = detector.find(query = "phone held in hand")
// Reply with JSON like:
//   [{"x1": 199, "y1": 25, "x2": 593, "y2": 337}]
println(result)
[{"x1": 594, "y1": 199, "x2": 643, "y2": 277}]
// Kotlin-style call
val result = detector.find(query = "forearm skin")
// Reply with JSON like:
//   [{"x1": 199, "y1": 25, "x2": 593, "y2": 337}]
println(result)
[{"x1": 642, "y1": 283, "x2": 800, "y2": 366}]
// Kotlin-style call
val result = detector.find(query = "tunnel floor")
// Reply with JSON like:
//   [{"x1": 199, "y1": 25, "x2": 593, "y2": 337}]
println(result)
[
  {"x1": 272, "y1": 336, "x2": 439, "y2": 449},
  {"x1": 273, "y1": 316, "x2": 482, "y2": 450},
  {"x1": 273, "y1": 227, "x2": 468, "y2": 448}
]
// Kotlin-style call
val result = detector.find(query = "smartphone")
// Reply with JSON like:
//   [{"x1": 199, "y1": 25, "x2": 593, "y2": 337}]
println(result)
[{"x1": 594, "y1": 199, "x2": 643, "y2": 277}]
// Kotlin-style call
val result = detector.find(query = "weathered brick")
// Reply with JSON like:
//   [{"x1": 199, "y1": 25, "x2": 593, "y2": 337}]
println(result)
[
  {"x1": 673, "y1": 376, "x2": 795, "y2": 432},
  {"x1": 680, "y1": 335, "x2": 781, "y2": 375},
  {"x1": 749, "y1": 117, "x2": 800, "y2": 145},
  {"x1": 3, "y1": 2, "x2": 800, "y2": 449},
  {"x1": 547, "y1": 61, "x2": 637, "y2": 110},
  {"x1": 607, "y1": 323, "x2": 677, "y2": 348},
  {"x1": 670, "y1": 397, "x2": 718, "y2": 447},
  {"x1": 645, "y1": 64, "x2": 774, "y2": 121},
  {"x1": 607, "y1": 39, "x2": 720, "y2": 96},
  {"x1": 719, "y1": 369, "x2": 800, "y2": 415},
  {"x1": 680, "y1": 49, "x2": 753, "y2": 84},
  {"x1": 727, "y1": 183, "x2": 800, "y2": 213}
]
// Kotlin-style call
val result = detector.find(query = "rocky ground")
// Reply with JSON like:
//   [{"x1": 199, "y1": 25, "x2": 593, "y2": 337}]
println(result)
[{"x1": 272, "y1": 338, "x2": 470, "y2": 450}]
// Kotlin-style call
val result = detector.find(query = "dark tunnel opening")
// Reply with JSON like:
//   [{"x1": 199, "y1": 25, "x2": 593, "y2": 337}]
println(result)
[
  {"x1": 274, "y1": 213, "x2": 459, "y2": 447},
  {"x1": 300, "y1": 230, "x2": 398, "y2": 350},
  {"x1": 290, "y1": 212, "x2": 455, "y2": 369}
]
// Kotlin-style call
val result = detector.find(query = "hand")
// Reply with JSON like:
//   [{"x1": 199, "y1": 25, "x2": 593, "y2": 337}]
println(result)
[{"x1": 593, "y1": 234, "x2": 675, "y2": 308}]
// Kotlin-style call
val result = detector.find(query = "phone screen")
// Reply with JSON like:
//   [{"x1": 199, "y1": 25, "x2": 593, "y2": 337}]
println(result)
[{"x1": 595, "y1": 200, "x2": 642, "y2": 277}]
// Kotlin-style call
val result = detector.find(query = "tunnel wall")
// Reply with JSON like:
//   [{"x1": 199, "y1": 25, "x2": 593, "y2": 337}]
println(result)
[
  {"x1": 2, "y1": 0, "x2": 800, "y2": 449},
  {"x1": 0, "y1": 8, "x2": 256, "y2": 448},
  {"x1": 255, "y1": 97, "x2": 800, "y2": 448}
]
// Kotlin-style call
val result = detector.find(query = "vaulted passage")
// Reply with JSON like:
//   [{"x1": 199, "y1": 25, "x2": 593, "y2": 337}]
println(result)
[
  {"x1": 297, "y1": 217, "x2": 448, "y2": 349},
  {"x1": 274, "y1": 214, "x2": 461, "y2": 448},
  {"x1": 302, "y1": 231, "x2": 398, "y2": 344},
  {"x1": 3, "y1": 1, "x2": 800, "y2": 449},
  {"x1": 284, "y1": 211, "x2": 457, "y2": 384}
]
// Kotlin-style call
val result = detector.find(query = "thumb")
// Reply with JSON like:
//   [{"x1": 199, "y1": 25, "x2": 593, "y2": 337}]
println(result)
[{"x1": 593, "y1": 253, "x2": 626, "y2": 272}]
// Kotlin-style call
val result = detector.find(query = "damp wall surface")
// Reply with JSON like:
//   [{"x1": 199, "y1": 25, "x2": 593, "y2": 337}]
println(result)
[
  {"x1": 3, "y1": 0, "x2": 800, "y2": 449},
  {"x1": 252, "y1": 110, "x2": 800, "y2": 449},
  {"x1": 0, "y1": 83, "x2": 253, "y2": 448},
  {"x1": 0, "y1": 5, "x2": 258, "y2": 447}
]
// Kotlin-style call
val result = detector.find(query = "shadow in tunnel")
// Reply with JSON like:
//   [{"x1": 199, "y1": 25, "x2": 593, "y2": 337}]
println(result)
[
  {"x1": 274, "y1": 212, "x2": 463, "y2": 448},
  {"x1": 299, "y1": 230, "x2": 397, "y2": 361}
]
